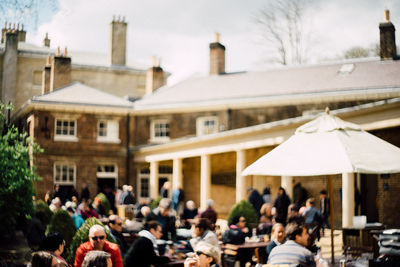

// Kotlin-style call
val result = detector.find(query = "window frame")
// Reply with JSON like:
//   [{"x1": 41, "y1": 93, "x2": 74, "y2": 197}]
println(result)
[
  {"x1": 97, "y1": 119, "x2": 120, "y2": 143},
  {"x1": 150, "y1": 119, "x2": 170, "y2": 143},
  {"x1": 54, "y1": 118, "x2": 78, "y2": 142},
  {"x1": 53, "y1": 162, "x2": 76, "y2": 186},
  {"x1": 196, "y1": 116, "x2": 219, "y2": 136}
]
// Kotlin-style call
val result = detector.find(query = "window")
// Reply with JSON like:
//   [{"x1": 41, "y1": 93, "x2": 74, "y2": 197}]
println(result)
[
  {"x1": 54, "y1": 163, "x2": 76, "y2": 185},
  {"x1": 54, "y1": 119, "x2": 78, "y2": 141},
  {"x1": 150, "y1": 119, "x2": 170, "y2": 142},
  {"x1": 140, "y1": 177, "x2": 150, "y2": 198},
  {"x1": 97, "y1": 120, "x2": 120, "y2": 143},
  {"x1": 196, "y1": 116, "x2": 219, "y2": 136},
  {"x1": 97, "y1": 164, "x2": 118, "y2": 178}
]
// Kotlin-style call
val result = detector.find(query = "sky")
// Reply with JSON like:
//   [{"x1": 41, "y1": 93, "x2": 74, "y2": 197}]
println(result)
[{"x1": 8, "y1": 0, "x2": 400, "y2": 85}]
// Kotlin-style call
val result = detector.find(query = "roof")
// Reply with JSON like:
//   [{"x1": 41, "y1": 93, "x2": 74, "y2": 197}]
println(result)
[
  {"x1": 0, "y1": 41, "x2": 147, "y2": 70},
  {"x1": 133, "y1": 58, "x2": 400, "y2": 112},
  {"x1": 32, "y1": 82, "x2": 134, "y2": 108}
]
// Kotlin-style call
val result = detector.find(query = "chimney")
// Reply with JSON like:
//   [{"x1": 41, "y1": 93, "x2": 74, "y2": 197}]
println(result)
[
  {"x1": 1, "y1": 30, "x2": 18, "y2": 106},
  {"x1": 43, "y1": 32, "x2": 50, "y2": 47},
  {"x1": 110, "y1": 15, "x2": 127, "y2": 65},
  {"x1": 50, "y1": 47, "x2": 72, "y2": 91},
  {"x1": 379, "y1": 9, "x2": 397, "y2": 60},
  {"x1": 1, "y1": 22, "x2": 26, "y2": 43},
  {"x1": 209, "y1": 32, "x2": 225, "y2": 75},
  {"x1": 145, "y1": 56, "x2": 166, "y2": 95},
  {"x1": 42, "y1": 56, "x2": 51, "y2": 94}
]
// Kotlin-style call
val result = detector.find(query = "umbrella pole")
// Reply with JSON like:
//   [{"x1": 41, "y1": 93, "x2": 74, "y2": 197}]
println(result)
[{"x1": 329, "y1": 175, "x2": 335, "y2": 264}]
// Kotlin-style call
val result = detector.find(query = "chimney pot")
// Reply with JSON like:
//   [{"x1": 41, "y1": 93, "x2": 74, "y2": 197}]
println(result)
[
  {"x1": 56, "y1": 47, "x2": 61, "y2": 56},
  {"x1": 385, "y1": 9, "x2": 390, "y2": 22},
  {"x1": 215, "y1": 32, "x2": 220, "y2": 43},
  {"x1": 63, "y1": 47, "x2": 68, "y2": 57}
]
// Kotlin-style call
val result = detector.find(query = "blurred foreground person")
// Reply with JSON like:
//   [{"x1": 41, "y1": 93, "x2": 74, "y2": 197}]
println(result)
[
  {"x1": 81, "y1": 251, "x2": 111, "y2": 267},
  {"x1": 184, "y1": 242, "x2": 221, "y2": 267}
]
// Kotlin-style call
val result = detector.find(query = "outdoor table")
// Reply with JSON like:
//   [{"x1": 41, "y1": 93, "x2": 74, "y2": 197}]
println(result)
[
  {"x1": 221, "y1": 240, "x2": 270, "y2": 265},
  {"x1": 160, "y1": 259, "x2": 185, "y2": 267}
]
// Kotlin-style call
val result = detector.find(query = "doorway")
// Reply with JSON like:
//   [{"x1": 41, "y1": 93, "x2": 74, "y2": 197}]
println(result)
[{"x1": 359, "y1": 174, "x2": 379, "y2": 222}]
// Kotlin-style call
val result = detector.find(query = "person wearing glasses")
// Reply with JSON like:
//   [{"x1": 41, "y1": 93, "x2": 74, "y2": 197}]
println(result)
[
  {"x1": 124, "y1": 221, "x2": 171, "y2": 266},
  {"x1": 74, "y1": 225, "x2": 123, "y2": 267},
  {"x1": 184, "y1": 242, "x2": 221, "y2": 267},
  {"x1": 107, "y1": 215, "x2": 128, "y2": 257},
  {"x1": 41, "y1": 232, "x2": 69, "y2": 267}
]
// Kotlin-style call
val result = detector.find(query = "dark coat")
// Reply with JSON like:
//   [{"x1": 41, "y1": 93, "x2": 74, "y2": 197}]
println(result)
[
  {"x1": 248, "y1": 190, "x2": 264, "y2": 218},
  {"x1": 145, "y1": 208, "x2": 176, "y2": 241},
  {"x1": 222, "y1": 226, "x2": 246, "y2": 245},
  {"x1": 274, "y1": 193, "x2": 291, "y2": 224},
  {"x1": 124, "y1": 236, "x2": 170, "y2": 267}
]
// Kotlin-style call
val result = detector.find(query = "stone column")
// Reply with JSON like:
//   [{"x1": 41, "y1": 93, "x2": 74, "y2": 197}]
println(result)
[
  {"x1": 236, "y1": 150, "x2": 247, "y2": 202},
  {"x1": 281, "y1": 176, "x2": 294, "y2": 200},
  {"x1": 173, "y1": 158, "x2": 183, "y2": 189},
  {"x1": 342, "y1": 172, "x2": 355, "y2": 228},
  {"x1": 150, "y1": 161, "x2": 159, "y2": 199},
  {"x1": 200, "y1": 154, "x2": 211, "y2": 209}
]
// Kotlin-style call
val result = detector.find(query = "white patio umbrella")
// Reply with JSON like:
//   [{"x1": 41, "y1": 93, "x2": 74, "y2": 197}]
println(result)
[{"x1": 241, "y1": 108, "x2": 400, "y2": 263}]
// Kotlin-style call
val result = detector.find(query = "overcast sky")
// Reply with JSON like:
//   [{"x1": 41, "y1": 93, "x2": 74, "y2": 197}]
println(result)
[{"x1": 22, "y1": 0, "x2": 400, "y2": 85}]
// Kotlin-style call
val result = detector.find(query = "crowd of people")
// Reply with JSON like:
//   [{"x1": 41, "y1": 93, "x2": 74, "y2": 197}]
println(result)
[{"x1": 28, "y1": 181, "x2": 330, "y2": 267}]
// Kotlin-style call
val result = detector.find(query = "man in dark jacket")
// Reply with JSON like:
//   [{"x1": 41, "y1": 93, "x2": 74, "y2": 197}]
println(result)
[
  {"x1": 124, "y1": 221, "x2": 170, "y2": 266},
  {"x1": 274, "y1": 187, "x2": 291, "y2": 224},
  {"x1": 247, "y1": 187, "x2": 264, "y2": 218},
  {"x1": 145, "y1": 198, "x2": 177, "y2": 241}
]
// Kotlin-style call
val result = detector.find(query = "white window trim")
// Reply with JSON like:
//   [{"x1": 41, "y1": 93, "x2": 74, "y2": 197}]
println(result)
[
  {"x1": 54, "y1": 118, "x2": 78, "y2": 142},
  {"x1": 97, "y1": 120, "x2": 121, "y2": 144},
  {"x1": 53, "y1": 162, "x2": 76, "y2": 187},
  {"x1": 137, "y1": 170, "x2": 172, "y2": 199},
  {"x1": 196, "y1": 116, "x2": 219, "y2": 136},
  {"x1": 150, "y1": 119, "x2": 170, "y2": 143},
  {"x1": 97, "y1": 164, "x2": 118, "y2": 179}
]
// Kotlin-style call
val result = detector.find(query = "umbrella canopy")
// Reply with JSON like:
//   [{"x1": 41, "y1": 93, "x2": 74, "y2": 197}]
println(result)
[{"x1": 242, "y1": 110, "x2": 400, "y2": 176}]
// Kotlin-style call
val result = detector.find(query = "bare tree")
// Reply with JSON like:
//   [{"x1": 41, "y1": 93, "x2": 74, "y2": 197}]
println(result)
[
  {"x1": 0, "y1": 0, "x2": 57, "y2": 32},
  {"x1": 342, "y1": 43, "x2": 380, "y2": 59},
  {"x1": 254, "y1": 0, "x2": 315, "y2": 65}
]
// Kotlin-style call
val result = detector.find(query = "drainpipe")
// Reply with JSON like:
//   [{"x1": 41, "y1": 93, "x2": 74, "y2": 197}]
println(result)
[{"x1": 125, "y1": 114, "x2": 130, "y2": 185}]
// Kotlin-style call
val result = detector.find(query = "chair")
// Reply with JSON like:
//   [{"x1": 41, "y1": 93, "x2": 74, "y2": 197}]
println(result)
[
  {"x1": 222, "y1": 244, "x2": 239, "y2": 267},
  {"x1": 254, "y1": 247, "x2": 267, "y2": 264}
]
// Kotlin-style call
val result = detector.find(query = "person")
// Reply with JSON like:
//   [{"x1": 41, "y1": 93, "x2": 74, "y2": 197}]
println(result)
[
  {"x1": 319, "y1": 189, "x2": 330, "y2": 236},
  {"x1": 31, "y1": 251, "x2": 64, "y2": 267},
  {"x1": 172, "y1": 186, "x2": 185, "y2": 212},
  {"x1": 81, "y1": 251, "x2": 112, "y2": 267},
  {"x1": 74, "y1": 225, "x2": 123, "y2": 267},
  {"x1": 145, "y1": 198, "x2": 177, "y2": 241},
  {"x1": 273, "y1": 187, "x2": 291, "y2": 224},
  {"x1": 267, "y1": 220, "x2": 316, "y2": 266},
  {"x1": 190, "y1": 219, "x2": 220, "y2": 249},
  {"x1": 247, "y1": 187, "x2": 264, "y2": 218},
  {"x1": 265, "y1": 223, "x2": 285, "y2": 259},
  {"x1": 293, "y1": 182, "x2": 308, "y2": 211},
  {"x1": 302, "y1": 198, "x2": 322, "y2": 243},
  {"x1": 135, "y1": 198, "x2": 150, "y2": 220},
  {"x1": 121, "y1": 185, "x2": 136, "y2": 205},
  {"x1": 160, "y1": 181, "x2": 171, "y2": 198},
  {"x1": 199, "y1": 199, "x2": 218, "y2": 229},
  {"x1": 93, "y1": 197, "x2": 107, "y2": 217},
  {"x1": 124, "y1": 221, "x2": 171, "y2": 266},
  {"x1": 67, "y1": 207, "x2": 85, "y2": 229},
  {"x1": 41, "y1": 232, "x2": 69, "y2": 267},
  {"x1": 80, "y1": 201, "x2": 99, "y2": 220},
  {"x1": 262, "y1": 186, "x2": 272, "y2": 204},
  {"x1": 257, "y1": 203, "x2": 273, "y2": 235},
  {"x1": 107, "y1": 215, "x2": 128, "y2": 257},
  {"x1": 81, "y1": 183, "x2": 90, "y2": 201},
  {"x1": 222, "y1": 215, "x2": 248, "y2": 245},
  {"x1": 181, "y1": 200, "x2": 198, "y2": 229},
  {"x1": 184, "y1": 242, "x2": 221, "y2": 267}
]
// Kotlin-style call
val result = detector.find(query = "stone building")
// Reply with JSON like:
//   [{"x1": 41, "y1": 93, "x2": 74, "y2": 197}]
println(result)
[
  {"x1": 0, "y1": 18, "x2": 168, "y2": 113},
  {"x1": 6, "y1": 11, "x2": 400, "y2": 228}
]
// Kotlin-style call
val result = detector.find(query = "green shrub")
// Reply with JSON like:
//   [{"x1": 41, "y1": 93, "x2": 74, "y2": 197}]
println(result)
[
  {"x1": 65, "y1": 217, "x2": 116, "y2": 264},
  {"x1": 150, "y1": 196, "x2": 162, "y2": 210},
  {"x1": 34, "y1": 200, "x2": 53, "y2": 225},
  {"x1": 0, "y1": 103, "x2": 42, "y2": 240},
  {"x1": 227, "y1": 200, "x2": 258, "y2": 229},
  {"x1": 93, "y1": 192, "x2": 110, "y2": 215},
  {"x1": 47, "y1": 209, "x2": 76, "y2": 247}
]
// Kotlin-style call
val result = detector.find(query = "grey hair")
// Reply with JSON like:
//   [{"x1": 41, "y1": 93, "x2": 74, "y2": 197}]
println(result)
[
  {"x1": 82, "y1": 251, "x2": 110, "y2": 267},
  {"x1": 89, "y1": 224, "x2": 105, "y2": 237}
]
